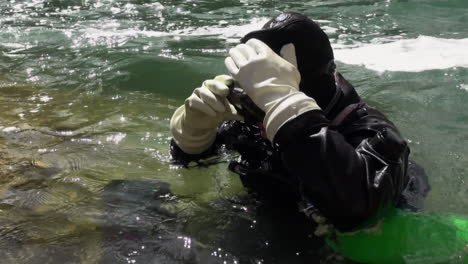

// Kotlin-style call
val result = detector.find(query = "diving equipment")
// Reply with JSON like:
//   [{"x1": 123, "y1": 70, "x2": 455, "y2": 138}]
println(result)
[{"x1": 327, "y1": 208, "x2": 468, "y2": 264}]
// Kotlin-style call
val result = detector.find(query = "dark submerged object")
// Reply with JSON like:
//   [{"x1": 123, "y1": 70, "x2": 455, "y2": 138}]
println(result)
[{"x1": 100, "y1": 180, "x2": 225, "y2": 264}]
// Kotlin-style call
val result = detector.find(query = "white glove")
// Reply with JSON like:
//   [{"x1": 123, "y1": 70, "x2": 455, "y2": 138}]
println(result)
[
  {"x1": 170, "y1": 75, "x2": 243, "y2": 154},
  {"x1": 225, "y1": 38, "x2": 321, "y2": 141}
]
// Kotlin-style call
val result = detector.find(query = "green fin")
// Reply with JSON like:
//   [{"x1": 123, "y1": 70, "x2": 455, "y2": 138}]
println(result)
[{"x1": 327, "y1": 208, "x2": 468, "y2": 264}]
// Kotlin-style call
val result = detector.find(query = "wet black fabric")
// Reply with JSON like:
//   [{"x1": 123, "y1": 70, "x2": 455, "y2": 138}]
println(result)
[
  {"x1": 241, "y1": 12, "x2": 337, "y2": 110},
  {"x1": 170, "y1": 73, "x2": 430, "y2": 232}
]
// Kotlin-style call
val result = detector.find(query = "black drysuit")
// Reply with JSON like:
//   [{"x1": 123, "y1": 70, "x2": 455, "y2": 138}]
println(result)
[{"x1": 170, "y1": 72, "x2": 429, "y2": 232}]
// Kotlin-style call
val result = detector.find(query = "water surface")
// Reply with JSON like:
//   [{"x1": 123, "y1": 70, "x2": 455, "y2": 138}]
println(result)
[{"x1": 0, "y1": 0, "x2": 467, "y2": 263}]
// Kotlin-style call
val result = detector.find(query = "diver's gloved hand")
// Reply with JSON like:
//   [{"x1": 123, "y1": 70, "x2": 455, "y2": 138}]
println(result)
[
  {"x1": 170, "y1": 75, "x2": 243, "y2": 154},
  {"x1": 225, "y1": 38, "x2": 301, "y2": 112},
  {"x1": 225, "y1": 38, "x2": 321, "y2": 141}
]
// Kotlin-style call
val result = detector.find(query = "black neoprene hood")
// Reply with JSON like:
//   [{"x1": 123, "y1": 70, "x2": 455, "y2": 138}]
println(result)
[
  {"x1": 241, "y1": 12, "x2": 338, "y2": 110},
  {"x1": 241, "y1": 12, "x2": 335, "y2": 78}
]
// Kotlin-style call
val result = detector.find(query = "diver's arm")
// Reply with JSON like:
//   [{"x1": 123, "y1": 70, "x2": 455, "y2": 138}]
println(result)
[{"x1": 273, "y1": 110, "x2": 409, "y2": 232}]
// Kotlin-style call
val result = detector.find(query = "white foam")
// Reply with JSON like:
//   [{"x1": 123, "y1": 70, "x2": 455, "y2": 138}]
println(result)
[
  {"x1": 333, "y1": 36, "x2": 468, "y2": 72},
  {"x1": 66, "y1": 17, "x2": 269, "y2": 48},
  {"x1": 60, "y1": 18, "x2": 468, "y2": 73},
  {"x1": 173, "y1": 18, "x2": 269, "y2": 42}
]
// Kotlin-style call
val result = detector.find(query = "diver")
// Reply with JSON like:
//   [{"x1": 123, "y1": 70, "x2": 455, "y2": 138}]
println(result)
[{"x1": 169, "y1": 12, "x2": 430, "y2": 233}]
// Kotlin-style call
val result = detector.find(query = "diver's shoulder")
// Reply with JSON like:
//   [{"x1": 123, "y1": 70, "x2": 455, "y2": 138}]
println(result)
[{"x1": 333, "y1": 72, "x2": 400, "y2": 132}]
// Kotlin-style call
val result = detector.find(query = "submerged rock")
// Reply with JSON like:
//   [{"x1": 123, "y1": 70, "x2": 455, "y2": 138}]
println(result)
[{"x1": 99, "y1": 179, "x2": 237, "y2": 264}]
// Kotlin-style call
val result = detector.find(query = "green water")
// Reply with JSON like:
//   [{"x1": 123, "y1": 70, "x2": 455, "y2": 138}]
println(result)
[{"x1": 0, "y1": 0, "x2": 467, "y2": 263}]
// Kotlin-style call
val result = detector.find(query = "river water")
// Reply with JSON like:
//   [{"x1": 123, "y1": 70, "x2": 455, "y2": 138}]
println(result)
[{"x1": 0, "y1": 0, "x2": 467, "y2": 263}]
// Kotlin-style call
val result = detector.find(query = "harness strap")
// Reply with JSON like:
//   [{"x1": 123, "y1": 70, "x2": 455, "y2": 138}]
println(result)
[{"x1": 330, "y1": 102, "x2": 363, "y2": 127}]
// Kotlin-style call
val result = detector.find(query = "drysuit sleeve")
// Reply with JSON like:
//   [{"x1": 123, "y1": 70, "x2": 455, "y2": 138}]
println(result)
[
  {"x1": 274, "y1": 109, "x2": 409, "y2": 232},
  {"x1": 170, "y1": 120, "x2": 245, "y2": 166},
  {"x1": 170, "y1": 138, "x2": 213, "y2": 166},
  {"x1": 170, "y1": 136, "x2": 223, "y2": 166}
]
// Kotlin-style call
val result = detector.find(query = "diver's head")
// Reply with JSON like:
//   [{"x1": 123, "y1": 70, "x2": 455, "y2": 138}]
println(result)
[{"x1": 241, "y1": 12, "x2": 337, "y2": 109}]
